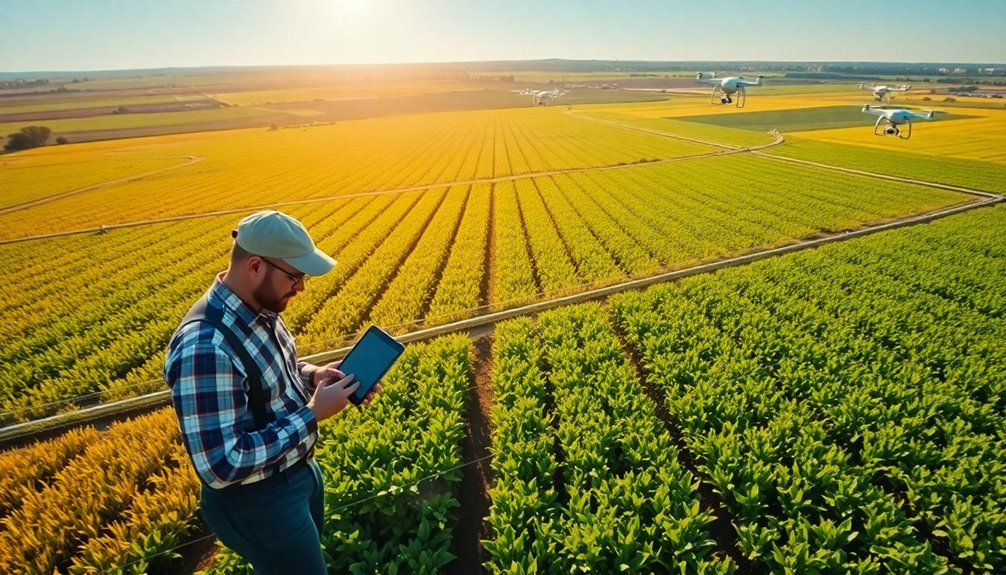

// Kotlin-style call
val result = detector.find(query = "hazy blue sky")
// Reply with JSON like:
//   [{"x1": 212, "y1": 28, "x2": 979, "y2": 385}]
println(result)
[{"x1": 2, "y1": 0, "x2": 1004, "y2": 71}]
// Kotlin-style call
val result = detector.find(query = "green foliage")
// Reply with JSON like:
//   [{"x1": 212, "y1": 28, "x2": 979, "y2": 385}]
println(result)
[
  {"x1": 611, "y1": 205, "x2": 1006, "y2": 573},
  {"x1": 484, "y1": 306, "x2": 733, "y2": 573},
  {"x1": 320, "y1": 335, "x2": 471, "y2": 573},
  {"x1": 765, "y1": 137, "x2": 1006, "y2": 193}
]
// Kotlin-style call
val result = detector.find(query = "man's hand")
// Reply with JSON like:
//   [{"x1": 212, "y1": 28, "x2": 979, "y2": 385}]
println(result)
[
  {"x1": 360, "y1": 382, "x2": 383, "y2": 406},
  {"x1": 307, "y1": 373, "x2": 359, "y2": 422},
  {"x1": 311, "y1": 360, "x2": 344, "y2": 390}
]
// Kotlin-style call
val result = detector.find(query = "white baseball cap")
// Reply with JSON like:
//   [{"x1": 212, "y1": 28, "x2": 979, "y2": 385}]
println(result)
[{"x1": 232, "y1": 211, "x2": 336, "y2": 276}]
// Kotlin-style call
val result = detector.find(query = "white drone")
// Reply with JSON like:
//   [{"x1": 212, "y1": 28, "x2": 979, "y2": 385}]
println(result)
[
  {"x1": 860, "y1": 83, "x2": 911, "y2": 103},
  {"x1": 862, "y1": 104, "x2": 935, "y2": 139},
  {"x1": 512, "y1": 88, "x2": 566, "y2": 106},
  {"x1": 695, "y1": 73, "x2": 763, "y2": 107}
]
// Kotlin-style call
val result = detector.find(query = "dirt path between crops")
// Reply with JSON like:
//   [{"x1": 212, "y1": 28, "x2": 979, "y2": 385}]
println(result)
[
  {"x1": 447, "y1": 334, "x2": 494, "y2": 574},
  {"x1": 0, "y1": 154, "x2": 204, "y2": 216}
]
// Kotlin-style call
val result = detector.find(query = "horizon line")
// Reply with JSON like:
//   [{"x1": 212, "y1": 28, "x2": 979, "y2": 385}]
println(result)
[{"x1": 3, "y1": 58, "x2": 1005, "y2": 76}]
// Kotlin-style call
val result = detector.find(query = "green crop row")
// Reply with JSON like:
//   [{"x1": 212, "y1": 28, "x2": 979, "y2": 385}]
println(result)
[
  {"x1": 485, "y1": 305, "x2": 734, "y2": 573},
  {"x1": 611, "y1": 205, "x2": 1006, "y2": 573},
  {"x1": 763, "y1": 137, "x2": 1006, "y2": 193}
]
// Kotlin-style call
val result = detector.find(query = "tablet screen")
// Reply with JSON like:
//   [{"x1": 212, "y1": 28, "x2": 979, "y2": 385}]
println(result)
[{"x1": 339, "y1": 326, "x2": 404, "y2": 404}]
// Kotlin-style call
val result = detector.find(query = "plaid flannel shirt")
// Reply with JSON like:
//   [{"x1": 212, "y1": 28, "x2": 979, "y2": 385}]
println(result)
[{"x1": 165, "y1": 277, "x2": 321, "y2": 489}]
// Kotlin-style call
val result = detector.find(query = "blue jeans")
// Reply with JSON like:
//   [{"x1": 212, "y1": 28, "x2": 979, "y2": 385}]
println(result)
[{"x1": 200, "y1": 459, "x2": 327, "y2": 575}]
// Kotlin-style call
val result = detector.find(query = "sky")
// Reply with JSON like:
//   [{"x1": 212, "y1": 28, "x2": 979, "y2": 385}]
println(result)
[{"x1": 1, "y1": 0, "x2": 1004, "y2": 72}]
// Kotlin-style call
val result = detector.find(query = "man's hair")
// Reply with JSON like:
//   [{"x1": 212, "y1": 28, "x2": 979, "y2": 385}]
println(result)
[{"x1": 231, "y1": 240, "x2": 254, "y2": 264}]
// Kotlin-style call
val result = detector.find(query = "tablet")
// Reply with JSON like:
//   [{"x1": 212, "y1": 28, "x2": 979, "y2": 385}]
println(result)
[{"x1": 338, "y1": 325, "x2": 405, "y2": 406}]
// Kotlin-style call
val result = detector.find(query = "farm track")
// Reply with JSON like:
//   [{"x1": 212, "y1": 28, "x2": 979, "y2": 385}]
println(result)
[{"x1": 0, "y1": 154, "x2": 204, "y2": 216}]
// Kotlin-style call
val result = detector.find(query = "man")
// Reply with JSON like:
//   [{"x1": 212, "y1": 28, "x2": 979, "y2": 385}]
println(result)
[{"x1": 165, "y1": 210, "x2": 380, "y2": 574}]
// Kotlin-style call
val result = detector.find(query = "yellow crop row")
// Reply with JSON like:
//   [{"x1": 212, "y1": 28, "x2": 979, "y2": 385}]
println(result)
[{"x1": 0, "y1": 107, "x2": 713, "y2": 240}]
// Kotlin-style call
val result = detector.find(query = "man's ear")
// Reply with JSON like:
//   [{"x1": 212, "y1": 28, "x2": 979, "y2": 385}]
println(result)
[{"x1": 246, "y1": 255, "x2": 265, "y2": 277}]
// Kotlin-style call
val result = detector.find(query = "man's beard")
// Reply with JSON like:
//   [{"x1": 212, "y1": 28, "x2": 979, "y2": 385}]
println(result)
[{"x1": 253, "y1": 280, "x2": 295, "y2": 313}]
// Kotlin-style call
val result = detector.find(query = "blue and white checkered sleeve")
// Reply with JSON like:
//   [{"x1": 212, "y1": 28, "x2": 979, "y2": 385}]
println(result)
[
  {"x1": 165, "y1": 324, "x2": 317, "y2": 488},
  {"x1": 298, "y1": 361, "x2": 320, "y2": 394}
]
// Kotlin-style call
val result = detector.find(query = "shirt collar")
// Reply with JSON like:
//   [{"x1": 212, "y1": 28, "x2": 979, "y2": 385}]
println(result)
[{"x1": 209, "y1": 275, "x2": 277, "y2": 327}]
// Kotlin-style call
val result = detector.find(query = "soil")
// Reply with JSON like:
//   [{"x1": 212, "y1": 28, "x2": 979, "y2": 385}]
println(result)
[
  {"x1": 447, "y1": 334, "x2": 494, "y2": 574},
  {"x1": 173, "y1": 526, "x2": 218, "y2": 574}
]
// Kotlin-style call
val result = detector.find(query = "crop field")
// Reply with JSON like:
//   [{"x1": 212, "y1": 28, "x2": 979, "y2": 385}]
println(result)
[
  {"x1": 2, "y1": 204, "x2": 1002, "y2": 574},
  {"x1": 787, "y1": 109, "x2": 1006, "y2": 165},
  {"x1": 762, "y1": 138, "x2": 1006, "y2": 193},
  {"x1": 609, "y1": 205, "x2": 1006, "y2": 574},
  {"x1": 0, "y1": 94, "x2": 215, "y2": 118},
  {"x1": 0, "y1": 148, "x2": 966, "y2": 421},
  {"x1": 0, "y1": 154, "x2": 185, "y2": 209},
  {"x1": 0, "y1": 106, "x2": 281, "y2": 140},
  {"x1": 677, "y1": 106, "x2": 974, "y2": 134},
  {"x1": 1, "y1": 79, "x2": 1004, "y2": 574},
  {"x1": 209, "y1": 81, "x2": 485, "y2": 106},
  {"x1": 0, "y1": 108, "x2": 718, "y2": 240},
  {"x1": 576, "y1": 89, "x2": 1006, "y2": 190}
]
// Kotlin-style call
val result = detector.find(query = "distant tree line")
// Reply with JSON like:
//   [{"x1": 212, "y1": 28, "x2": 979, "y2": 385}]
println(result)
[
  {"x1": 3, "y1": 126, "x2": 52, "y2": 151},
  {"x1": 935, "y1": 78, "x2": 1006, "y2": 85}
]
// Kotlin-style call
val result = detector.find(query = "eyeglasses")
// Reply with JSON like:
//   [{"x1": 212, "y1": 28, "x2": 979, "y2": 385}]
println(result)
[{"x1": 260, "y1": 257, "x2": 307, "y2": 284}]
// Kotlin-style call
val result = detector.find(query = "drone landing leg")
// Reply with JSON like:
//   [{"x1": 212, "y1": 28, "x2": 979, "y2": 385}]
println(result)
[
  {"x1": 899, "y1": 121, "x2": 912, "y2": 140},
  {"x1": 711, "y1": 85, "x2": 720, "y2": 105},
  {"x1": 737, "y1": 87, "x2": 746, "y2": 108},
  {"x1": 873, "y1": 116, "x2": 885, "y2": 136}
]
